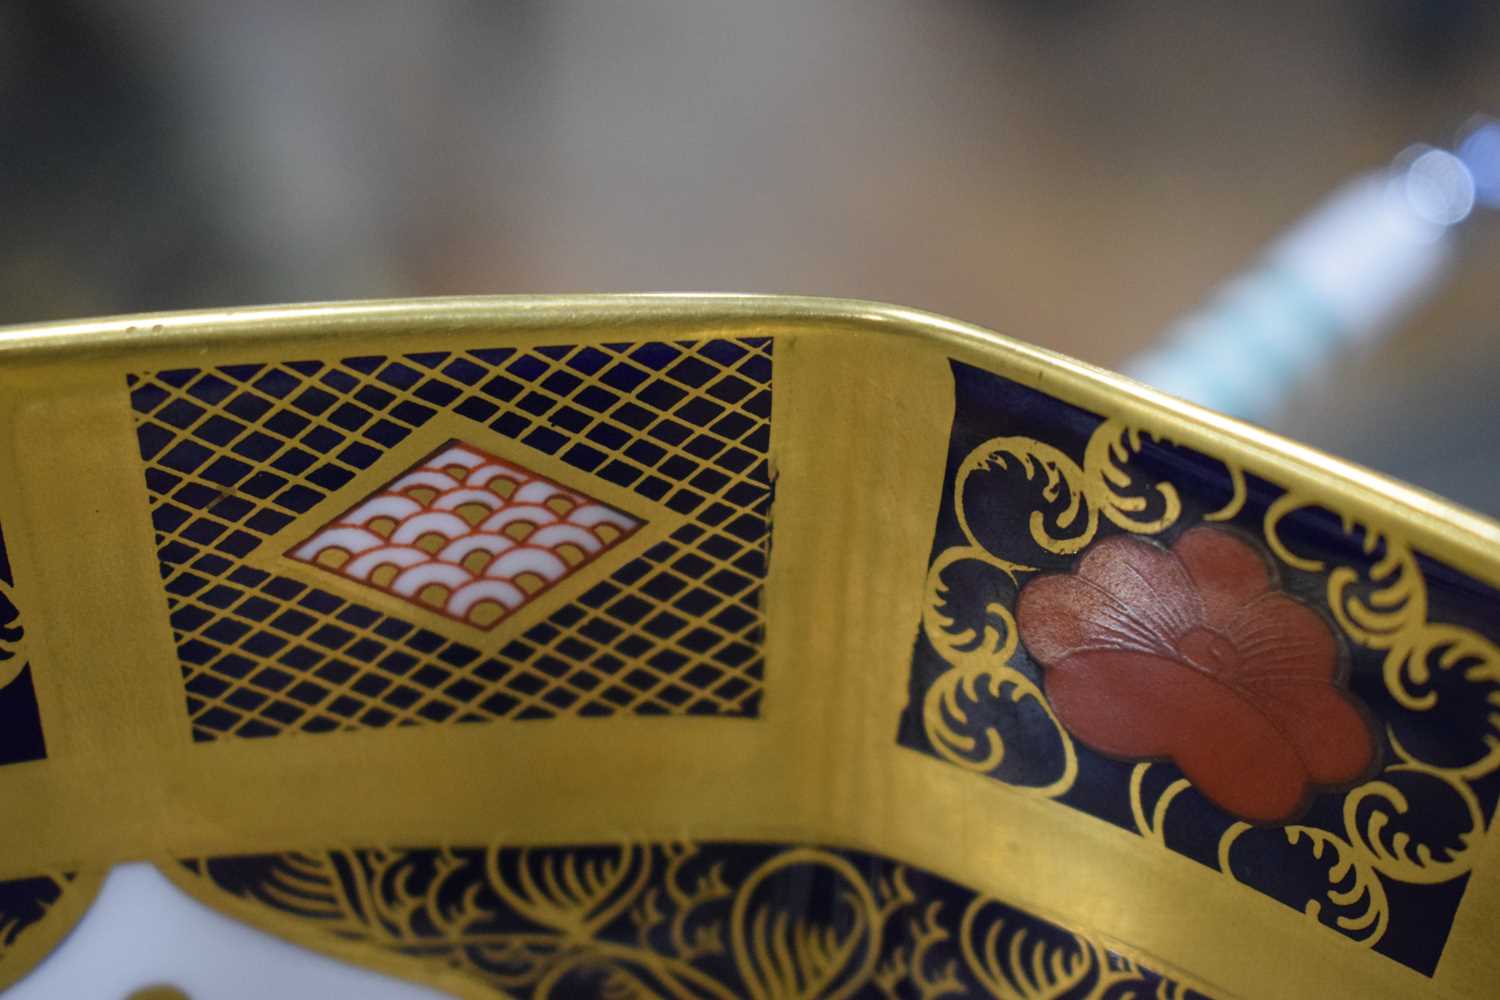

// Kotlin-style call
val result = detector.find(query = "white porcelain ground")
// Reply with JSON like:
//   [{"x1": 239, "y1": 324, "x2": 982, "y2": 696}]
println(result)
[{"x1": 8, "y1": 863, "x2": 450, "y2": 999}]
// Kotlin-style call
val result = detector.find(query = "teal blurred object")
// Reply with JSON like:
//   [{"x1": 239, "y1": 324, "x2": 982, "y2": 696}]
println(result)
[{"x1": 1126, "y1": 119, "x2": 1495, "y2": 424}]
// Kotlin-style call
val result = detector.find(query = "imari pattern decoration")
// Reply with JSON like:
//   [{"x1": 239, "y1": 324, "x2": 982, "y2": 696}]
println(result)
[
  {"x1": 8, "y1": 296, "x2": 1500, "y2": 998},
  {"x1": 288, "y1": 441, "x2": 643, "y2": 630},
  {"x1": 0, "y1": 521, "x2": 46, "y2": 766},
  {"x1": 175, "y1": 841, "x2": 1211, "y2": 999},
  {"x1": 899, "y1": 361, "x2": 1500, "y2": 975},
  {"x1": 0, "y1": 876, "x2": 65, "y2": 962},
  {"x1": 0, "y1": 871, "x2": 98, "y2": 990},
  {"x1": 128, "y1": 338, "x2": 773, "y2": 742}
]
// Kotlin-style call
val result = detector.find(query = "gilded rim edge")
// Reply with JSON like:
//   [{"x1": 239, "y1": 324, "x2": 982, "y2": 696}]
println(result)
[{"x1": 1, "y1": 294, "x2": 1492, "y2": 590}]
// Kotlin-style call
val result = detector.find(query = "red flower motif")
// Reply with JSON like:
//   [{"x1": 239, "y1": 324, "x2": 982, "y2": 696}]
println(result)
[{"x1": 1015, "y1": 527, "x2": 1378, "y2": 824}]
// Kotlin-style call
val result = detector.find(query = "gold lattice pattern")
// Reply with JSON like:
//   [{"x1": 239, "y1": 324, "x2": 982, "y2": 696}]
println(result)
[{"x1": 129, "y1": 338, "x2": 772, "y2": 741}]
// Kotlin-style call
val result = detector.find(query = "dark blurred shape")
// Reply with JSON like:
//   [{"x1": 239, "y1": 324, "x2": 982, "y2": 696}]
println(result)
[
  {"x1": 3, "y1": 2, "x2": 1497, "y2": 347},
  {"x1": 0, "y1": 1, "x2": 251, "y2": 322},
  {"x1": 0, "y1": 2, "x2": 1496, "y2": 511},
  {"x1": 1367, "y1": 0, "x2": 1499, "y2": 80}
]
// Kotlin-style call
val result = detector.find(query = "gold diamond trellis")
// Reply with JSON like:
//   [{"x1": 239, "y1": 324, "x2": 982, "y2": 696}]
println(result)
[{"x1": 128, "y1": 338, "x2": 772, "y2": 741}]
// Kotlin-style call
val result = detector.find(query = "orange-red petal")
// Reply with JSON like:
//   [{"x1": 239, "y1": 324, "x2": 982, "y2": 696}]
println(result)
[
  {"x1": 1017, "y1": 528, "x2": 1376, "y2": 825},
  {"x1": 1173, "y1": 527, "x2": 1273, "y2": 627},
  {"x1": 1225, "y1": 593, "x2": 1340, "y2": 683},
  {"x1": 1249, "y1": 682, "x2": 1377, "y2": 786}
]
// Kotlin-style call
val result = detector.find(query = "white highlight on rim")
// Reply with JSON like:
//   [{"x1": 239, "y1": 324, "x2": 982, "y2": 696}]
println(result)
[
  {"x1": 391, "y1": 511, "x2": 472, "y2": 543},
  {"x1": 344, "y1": 546, "x2": 429, "y2": 580},
  {"x1": 339, "y1": 495, "x2": 423, "y2": 526},
  {"x1": 447, "y1": 579, "x2": 526, "y2": 616},
  {"x1": 484, "y1": 547, "x2": 569, "y2": 581},
  {"x1": 432, "y1": 488, "x2": 504, "y2": 512},
  {"x1": 438, "y1": 533, "x2": 517, "y2": 562},
  {"x1": 292, "y1": 527, "x2": 386, "y2": 560},
  {"x1": 391, "y1": 561, "x2": 473, "y2": 596},
  {"x1": 391, "y1": 469, "x2": 460, "y2": 492},
  {"x1": 427, "y1": 445, "x2": 486, "y2": 469},
  {"x1": 479, "y1": 505, "x2": 558, "y2": 532},
  {"x1": 567, "y1": 504, "x2": 639, "y2": 530},
  {"x1": 466, "y1": 462, "x2": 526, "y2": 488},
  {"x1": 528, "y1": 523, "x2": 604, "y2": 553}
]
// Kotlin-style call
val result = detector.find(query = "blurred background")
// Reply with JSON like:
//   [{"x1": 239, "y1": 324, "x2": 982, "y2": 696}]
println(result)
[{"x1": 2, "y1": 1, "x2": 1497, "y2": 511}]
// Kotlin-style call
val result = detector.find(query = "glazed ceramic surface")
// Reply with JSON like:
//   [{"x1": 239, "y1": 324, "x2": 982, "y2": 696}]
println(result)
[{"x1": 0, "y1": 296, "x2": 1497, "y2": 998}]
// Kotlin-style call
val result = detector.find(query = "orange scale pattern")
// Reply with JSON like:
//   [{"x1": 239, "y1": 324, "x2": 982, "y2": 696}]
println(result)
[{"x1": 290, "y1": 442, "x2": 641, "y2": 629}]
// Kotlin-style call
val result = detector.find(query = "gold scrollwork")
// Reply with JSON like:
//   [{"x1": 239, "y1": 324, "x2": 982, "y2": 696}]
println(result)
[
  {"x1": 960, "y1": 900, "x2": 1092, "y2": 999},
  {"x1": 918, "y1": 550, "x2": 1075, "y2": 791},
  {"x1": 954, "y1": 438, "x2": 1096, "y2": 571},
  {"x1": 0, "y1": 872, "x2": 68, "y2": 959},
  {"x1": 924, "y1": 409, "x2": 1499, "y2": 959},
  {"x1": 0, "y1": 577, "x2": 27, "y2": 691},
  {"x1": 920, "y1": 419, "x2": 1202, "y2": 799},
  {"x1": 1081, "y1": 422, "x2": 1183, "y2": 536},
  {"x1": 872, "y1": 900, "x2": 966, "y2": 999},
  {"x1": 1340, "y1": 760, "x2": 1484, "y2": 886},
  {"x1": 1203, "y1": 464, "x2": 1247, "y2": 524},
  {"x1": 957, "y1": 895, "x2": 1189, "y2": 1000},
  {"x1": 1216, "y1": 822, "x2": 1390, "y2": 947},
  {"x1": 1280, "y1": 825, "x2": 1390, "y2": 946},
  {"x1": 1128, "y1": 764, "x2": 1191, "y2": 849},
  {"x1": 1189, "y1": 498, "x2": 1500, "y2": 954},
  {"x1": 728, "y1": 848, "x2": 889, "y2": 1000},
  {"x1": 183, "y1": 843, "x2": 1200, "y2": 999},
  {"x1": 0, "y1": 871, "x2": 92, "y2": 993}
]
